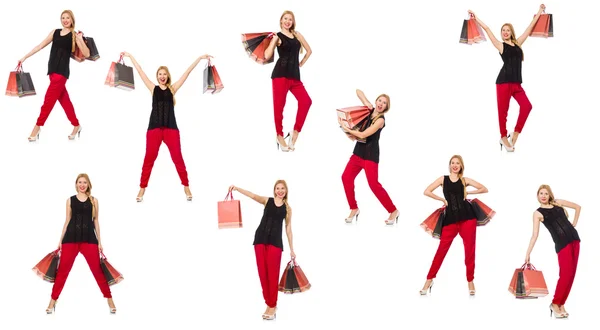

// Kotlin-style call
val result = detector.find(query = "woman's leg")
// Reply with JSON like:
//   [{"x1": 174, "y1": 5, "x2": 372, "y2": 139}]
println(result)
[
  {"x1": 254, "y1": 244, "x2": 270, "y2": 306},
  {"x1": 426, "y1": 223, "x2": 460, "y2": 280},
  {"x1": 289, "y1": 79, "x2": 312, "y2": 143},
  {"x1": 265, "y1": 245, "x2": 283, "y2": 309},
  {"x1": 139, "y1": 129, "x2": 164, "y2": 188},
  {"x1": 272, "y1": 78, "x2": 290, "y2": 139},
  {"x1": 364, "y1": 160, "x2": 397, "y2": 214},
  {"x1": 495, "y1": 83, "x2": 513, "y2": 139},
  {"x1": 458, "y1": 219, "x2": 477, "y2": 282},
  {"x1": 50, "y1": 243, "x2": 80, "y2": 300},
  {"x1": 511, "y1": 84, "x2": 533, "y2": 145},
  {"x1": 79, "y1": 243, "x2": 112, "y2": 298},
  {"x1": 553, "y1": 241, "x2": 580, "y2": 306},
  {"x1": 341, "y1": 155, "x2": 364, "y2": 210},
  {"x1": 162, "y1": 128, "x2": 190, "y2": 187},
  {"x1": 56, "y1": 81, "x2": 80, "y2": 127}
]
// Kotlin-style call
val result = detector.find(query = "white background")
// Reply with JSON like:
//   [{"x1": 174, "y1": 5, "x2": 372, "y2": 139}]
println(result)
[{"x1": 0, "y1": 0, "x2": 598, "y2": 329}]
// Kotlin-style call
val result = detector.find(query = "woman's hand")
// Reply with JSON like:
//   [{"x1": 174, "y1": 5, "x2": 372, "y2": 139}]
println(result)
[
  {"x1": 228, "y1": 185, "x2": 238, "y2": 192},
  {"x1": 443, "y1": 199, "x2": 448, "y2": 207},
  {"x1": 290, "y1": 250, "x2": 296, "y2": 259},
  {"x1": 525, "y1": 253, "x2": 530, "y2": 264},
  {"x1": 468, "y1": 10, "x2": 476, "y2": 18},
  {"x1": 121, "y1": 52, "x2": 131, "y2": 58},
  {"x1": 57, "y1": 243, "x2": 62, "y2": 251},
  {"x1": 538, "y1": 4, "x2": 546, "y2": 13},
  {"x1": 98, "y1": 244, "x2": 104, "y2": 253},
  {"x1": 338, "y1": 118, "x2": 350, "y2": 132},
  {"x1": 200, "y1": 54, "x2": 213, "y2": 60},
  {"x1": 76, "y1": 32, "x2": 84, "y2": 43}
]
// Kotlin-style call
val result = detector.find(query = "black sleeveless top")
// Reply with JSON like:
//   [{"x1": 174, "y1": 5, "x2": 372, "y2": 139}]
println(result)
[
  {"x1": 48, "y1": 29, "x2": 73, "y2": 79},
  {"x1": 537, "y1": 206, "x2": 581, "y2": 253},
  {"x1": 271, "y1": 32, "x2": 301, "y2": 81},
  {"x1": 148, "y1": 86, "x2": 178, "y2": 130},
  {"x1": 353, "y1": 112, "x2": 385, "y2": 163},
  {"x1": 253, "y1": 198, "x2": 287, "y2": 250},
  {"x1": 496, "y1": 42, "x2": 523, "y2": 84},
  {"x1": 62, "y1": 195, "x2": 98, "y2": 244},
  {"x1": 442, "y1": 176, "x2": 476, "y2": 226}
]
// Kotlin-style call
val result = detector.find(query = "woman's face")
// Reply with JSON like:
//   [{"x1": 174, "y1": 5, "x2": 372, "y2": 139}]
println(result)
[
  {"x1": 375, "y1": 96, "x2": 388, "y2": 113},
  {"x1": 538, "y1": 189, "x2": 550, "y2": 204},
  {"x1": 61, "y1": 13, "x2": 73, "y2": 28},
  {"x1": 157, "y1": 69, "x2": 168, "y2": 85},
  {"x1": 281, "y1": 14, "x2": 294, "y2": 30},
  {"x1": 76, "y1": 177, "x2": 88, "y2": 193},
  {"x1": 501, "y1": 25, "x2": 512, "y2": 41},
  {"x1": 274, "y1": 183, "x2": 287, "y2": 199},
  {"x1": 450, "y1": 158, "x2": 462, "y2": 174}
]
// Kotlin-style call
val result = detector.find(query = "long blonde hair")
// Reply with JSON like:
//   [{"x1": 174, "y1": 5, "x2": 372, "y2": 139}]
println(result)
[
  {"x1": 537, "y1": 184, "x2": 568, "y2": 217},
  {"x1": 280, "y1": 10, "x2": 304, "y2": 54},
  {"x1": 448, "y1": 155, "x2": 467, "y2": 199},
  {"x1": 273, "y1": 179, "x2": 291, "y2": 224},
  {"x1": 371, "y1": 94, "x2": 391, "y2": 123},
  {"x1": 501, "y1": 23, "x2": 524, "y2": 61},
  {"x1": 156, "y1": 66, "x2": 176, "y2": 105},
  {"x1": 61, "y1": 10, "x2": 76, "y2": 53},
  {"x1": 75, "y1": 173, "x2": 96, "y2": 219}
]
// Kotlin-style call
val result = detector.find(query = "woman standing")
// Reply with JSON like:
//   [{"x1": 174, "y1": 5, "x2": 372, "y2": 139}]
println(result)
[
  {"x1": 525, "y1": 185, "x2": 581, "y2": 319},
  {"x1": 420, "y1": 155, "x2": 489, "y2": 295},
  {"x1": 120, "y1": 52, "x2": 212, "y2": 202},
  {"x1": 469, "y1": 4, "x2": 546, "y2": 151},
  {"x1": 19, "y1": 10, "x2": 90, "y2": 141},
  {"x1": 339, "y1": 89, "x2": 399, "y2": 225},
  {"x1": 46, "y1": 174, "x2": 116, "y2": 314},
  {"x1": 264, "y1": 10, "x2": 313, "y2": 152},
  {"x1": 228, "y1": 181, "x2": 296, "y2": 320}
]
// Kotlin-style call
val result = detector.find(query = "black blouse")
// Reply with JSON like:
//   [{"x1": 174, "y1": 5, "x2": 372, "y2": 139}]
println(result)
[
  {"x1": 47, "y1": 29, "x2": 73, "y2": 79},
  {"x1": 271, "y1": 32, "x2": 302, "y2": 81},
  {"x1": 62, "y1": 195, "x2": 98, "y2": 244},
  {"x1": 253, "y1": 198, "x2": 287, "y2": 250}
]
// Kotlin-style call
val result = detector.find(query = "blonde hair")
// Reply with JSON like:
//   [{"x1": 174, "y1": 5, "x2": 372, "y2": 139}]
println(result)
[
  {"x1": 156, "y1": 66, "x2": 176, "y2": 105},
  {"x1": 537, "y1": 184, "x2": 568, "y2": 217},
  {"x1": 501, "y1": 23, "x2": 524, "y2": 61},
  {"x1": 61, "y1": 10, "x2": 76, "y2": 53},
  {"x1": 280, "y1": 10, "x2": 304, "y2": 54},
  {"x1": 448, "y1": 155, "x2": 467, "y2": 199},
  {"x1": 75, "y1": 173, "x2": 96, "y2": 219},
  {"x1": 273, "y1": 179, "x2": 291, "y2": 224}
]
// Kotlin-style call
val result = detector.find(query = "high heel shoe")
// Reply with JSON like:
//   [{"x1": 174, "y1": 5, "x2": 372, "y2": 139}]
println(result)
[
  {"x1": 385, "y1": 214, "x2": 399, "y2": 225},
  {"x1": 109, "y1": 307, "x2": 117, "y2": 314},
  {"x1": 286, "y1": 132, "x2": 295, "y2": 151},
  {"x1": 186, "y1": 195, "x2": 193, "y2": 201},
  {"x1": 28, "y1": 133, "x2": 40, "y2": 142},
  {"x1": 264, "y1": 307, "x2": 277, "y2": 320},
  {"x1": 499, "y1": 138, "x2": 514, "y2": 152},
  {"x1": 345, "y1": 210, "x2": 360, "y2": 223},
  {"x1": 276, "y1": 134, "x2": 291, "y2": 152},
  {"x1": 46, "y1": 301, "x2": 57, "y2": 314},
  {"x1": 68, "y1": 126, "x2": 82, "y2": 140},
  {"x1": 420, "y1": 281, "x2": 434, "y2": 295},
  {"x1": 549, "y1": 304, "x2": 567, "y2": 319},
  {"x1": 136, "y1": 196, "x2": 143, "y2": 202}
]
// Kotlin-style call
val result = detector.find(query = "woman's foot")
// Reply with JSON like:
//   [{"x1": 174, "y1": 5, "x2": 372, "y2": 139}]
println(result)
[
  {"x1": 136, "y1": 188, "x2": 145, "y2": 202},
  {"x1": 262, "y1": 306, "x2": 270, "y2": 318},
  {"x1": 28, "y1": 125, "x2": 41, "y2": 141},
  {"x1": 68, "y1": 125, "x2": 82, "y2": 140},
  {"x1": 184, "y1": 186, "x2": 192, "y2": 201},
  {"x1": 420, "y1": 279, "x2": 434, "y2": 295},
  {"x1": 264, "y1": 307, "x2": 277, "y2": 320},
  {"x1": 468, "y1": 281, "x2": 476, "y2": 295},
  {"x1": 276, "y1": 134, "x2": 290, "y2": 152},
  {"x1": 510, "y1": 131, "x2": 519, "y2": 146},
  {"x1": 287, "y1": 130, "x2": 298, "y2": 151},
  {"x1": 46, "y1": 299, "x2": 57, "y2": 314},
  {"x1": 108, "y1": 298, "x2": 116, "y2": 314},
  {"x1": 550, "y1": 303, "x2": 566, "y2": 318},
  {"x1": 345, "y1": 209, "x2": 360, "y2": 223},
  {"x1": 385, "y1": 209, "x2": 399, "y2": 225},
  {"x1": 500, "y1": 136, "x2": 514, "y2": 152},
  {"x1": 559, "y1": 305, "x2": 569, "y2": 317}
]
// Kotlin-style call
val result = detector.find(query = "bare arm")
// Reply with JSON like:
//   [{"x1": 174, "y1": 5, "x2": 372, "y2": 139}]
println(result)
[
  {"x1": 92, "y1": 197, "x2": 102, "y2": 248},
  {"x1": 295, "y1": 32, "x2": 312, "y2": 67},
  {"x1": 264, "y1": 34, "x2": 280, "y2": 61},
  {"x1": 464, "y1": 177, "x2": 489, "y2": 195},
  {"x1": 230, "y1": 186, "x2": 268, "y2": 205},
  {"x1": 285, "y1": 206, "x2": 295, "y2": 256},
  {"x1": 469, "y1": 11, "x2": 503, "y2": 52},
  {"x1": 343, "y1": 117, "x2": 384, "y2": 139},
  {"x1": 121, "y1": 52, "x2": 155, "y2": 93},
  {"x1": 424, "y1": 176, "x2": 447, "y2": 205},
  {"x1": 555, "y1": 199, "x2": 581, "y2": 227},
  {"x1": 525, "y1": 210, "x2": 543, "y2": 262},
  {"x1": 58, "y1": 198, "x2": 72, "y2": 247},
  {"x1": 75, "y1": 32, "x2": 90, "y2": 58},
  {"x1": 171, "y1": 54, "x2": 213, "y2": 93},
  {"x1": 517, "y1": 4, "x2": 546, "y2": 46},
  {"x1": 20, "y1": 30, "x2": 55, "y2": 63},
  {"x1": 356, "y1": 89, "x2": 374, "y2": 109}
]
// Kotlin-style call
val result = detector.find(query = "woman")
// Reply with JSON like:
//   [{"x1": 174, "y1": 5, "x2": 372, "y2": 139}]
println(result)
[
  {"x1": 469, "y1": 4, "x2": 546, "y2": 151},
  {"x1": 420, "y1": 155, "x2": 489, "y2": 295},
  {"x1": 46, "y1": 174, "x2": 116, "y2": 314},
  {"x1": 19, "y1": 10, "x2": 90, "y2": 142},
  {"x1": 121, "y1": 52, "x2": 212, "y2": 202},
  {"x1": 228, "y1": 181, "x2": 296, "y2": 320},
  {"x1": 339, "y1": 89, "x2": 399, "y2": 225},
  {"x1": 525, "y1": 185, "x2": 581, "y2": 319},
  {"x1": 264, "y1": 10, "x2": 313, "y2": 152}
]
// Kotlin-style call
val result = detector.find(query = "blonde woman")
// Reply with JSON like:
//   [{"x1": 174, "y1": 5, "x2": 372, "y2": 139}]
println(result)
[
  {"x1": 469, "y1": 4, "x2": 546, "y2": 151},
  {"x1": 228, "y1": 181, "x2": 296, "y2": 320},
  {"x1": 264, "y1": 10, "x2": 313, "y2": 152},
  {"x1": 47, "y1": 174, "x2": 116, "y2": 314},
  {"x1": 420, "y1": 155, "x2": 489, "y2": 296},
  {"x1": 19, "y1": 10, "x2": 90, "y2": 141},
  {"x1": 120, "y1": 52, "x2": 212, "y2": 202},
  {"x1": 525, "y1": 185, "x2": 581, "y2": 319}
]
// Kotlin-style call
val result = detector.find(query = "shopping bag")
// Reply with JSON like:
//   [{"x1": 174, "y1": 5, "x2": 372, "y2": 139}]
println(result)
[
  {"x1": 100, "y1": 252, "x2": 124, "y2": 286},
  {"x1": 468, "y1": 198, "x2": 496, "y2": 226},
  {"x1": 211, "y1": 65, "x2": 224, "y2": 94},
  {"x1": 6, "y1": 63, "x2": 36, "y2": 97},
  {"x1": 32, "y1": 249, "x2": 60, "y2": 283},
  {"x1": 241, "y1": 32, "x2": 276, "y2": 64},
  {"x1": 278, "y1": 258, "x2": 311, "y2": 294},
  {"x1": 104, "y1": 62, "x2": 116, "y2": 87},
  {"x1": 72, "y1": 33, "x2": 100, "y2": 62},
  {"x1": 217, "y1": 191, "x2": 242, "y2": 229},
  {"x1": 105, "y1": 54, "x2": 135, "y2": 91},
  {"x1": 420, "y1": 207, "x2": 445, "y2": 239},
  {"x1": 508, "y1": 263, "x2": 549, "y2": 298},
  {"x1": 459, "y1": 19, "x2": 469, "y2": 44},
  {"x1": 203, "y1": 63, "x2": 215, "y2": 94},
  {"x1": 337, "y1": 106, "x2": 371, "y2": 143},
  {"x1": 547, "y1": 14, "x2": 554, "y2": 37},
  {"x1": 530, "y1": 13, "x2": 552, "y2": 37}
]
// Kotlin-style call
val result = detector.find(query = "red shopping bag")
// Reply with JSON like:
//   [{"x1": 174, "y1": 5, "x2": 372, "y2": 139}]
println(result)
[
  {"x1": 508, "y1": 263, "x2": 549, "y2": 298},
  {"x1": 32, "y1": 249, "x2": 60, "y2": 283},
  {"x1": 530, "y1": 13, "x2": 552, "y2": 37},
  {"x1": 278, "y1": 258, "x2": 311, "y2": 294},
  {"x1": 218, "y1": 191, "x2": 242, "y2": 229},
  {"x1": 100, "y1": 252, "x2": 124, "y2": 286}
]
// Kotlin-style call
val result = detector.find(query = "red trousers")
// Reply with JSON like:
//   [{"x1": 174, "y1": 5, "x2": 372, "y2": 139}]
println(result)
[
  {"x1": 341, "y1": 154, "x2": 397, "y2": 213},
  {"x1": 553, "y1": 240, "x2": 580, "y2": 305},
  {"x1": 272, "y1": 77, "x2": 312, "y2": 137},
  {"x1": 51, "y1": 243, "x2": 112, "y2": 300},
  {"x1": 427, "y1": 219, "x2": 477, "y2": 282},
  {"x1": 496, "y1": 83, "x2": 532, "y2": 138},
  {"x1": 140, "y1": 128, "x2": 189, "y2": 188},
  {"x1": 254, "y1": 244, "x2": 282, "y2": 308},
  {"x1": 36, "y1": 73, "x2": 80, "y2": 127}
]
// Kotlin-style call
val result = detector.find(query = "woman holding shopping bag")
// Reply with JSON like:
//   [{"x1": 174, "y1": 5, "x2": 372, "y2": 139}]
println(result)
[
  {"x1": 469, "y1": 4, "x2": 546, "y2": 151},
  {"x1": 420, "y1": 155, "x2": 489, "y2": 296},
  {"x1": 19, "y1": 10, "x2": 89, "y2": 141},
  {"x1": 46, "y1": 173, "x2": 116, "y2": 314},
  {"x1": 524, "y1": 185, "x2": 581, "y2": 318},
  {"x1": 338, "y1": 89, "x2": 399, "y2": 225},
  {"x1": 228, "y1": 180, "x2": 296, "y2": 320},
  {"x1": 120, "y1": 52, "x2": 212, "y2": 202},
  {"x1": 264, "y1": 10, "x2": 313, "y2": 152}
]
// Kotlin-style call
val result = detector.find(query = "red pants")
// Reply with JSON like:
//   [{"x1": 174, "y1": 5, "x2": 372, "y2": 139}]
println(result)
[
  {"x1": 51, "y1": 243, "x2": 112, "y2": 300},
  {"x1": 36, "y1": 73, "x2": 80, "y2": 127},
  {"x1": 140, "y1": 128, "x2": 189, "y2": 188},
  {"x1": 341, "y1": 154, "x2": 397, "y2": 213},
  {"x1": 254, "y1": 244, "x2": 282, "y2": 308},
  {"x1": 496, "y1": 83, "x2": 532, "y2": 138},
  {"x1": 427, "y1": 219, "x2": 477, "y2": 282},
  {"x1": 553, "y1": 240, "x2": 580, "y2": 305},
  {"x1": 272, "y1": 77, "x2": 312, "y2": 137}
]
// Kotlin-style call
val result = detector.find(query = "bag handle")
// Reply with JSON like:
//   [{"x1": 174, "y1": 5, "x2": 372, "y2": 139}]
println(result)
[
  {"x1": 100, "y1": 251, "x2": 107, "y2": 260},
  {"x1": 525, "y1": 262, "x2": 537, "y2": 271},
  {"x1": 15, "y1": 62, "x2": 23, "y2": 72},
  {"x1": 223, "y1": 191, "x2": 235, "y2": 201},
  {"x1": 118, "y1": 53, "x2": 126, "y2": 64}
]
